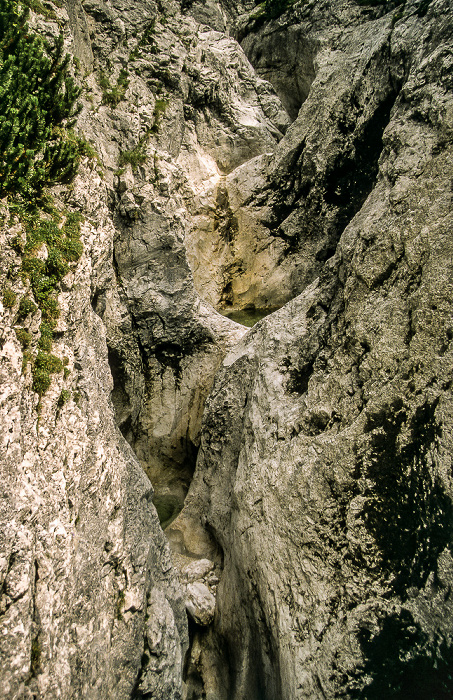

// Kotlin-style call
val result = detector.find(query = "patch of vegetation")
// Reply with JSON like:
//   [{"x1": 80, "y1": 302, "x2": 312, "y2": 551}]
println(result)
[
  {"x1": 2, "y1": 287, "x2": 17, "y2": 308},
  {"x1": 118, "y1": 142, "x2": 148, "y2": 169},
  {"x1": 37, "y1": 321, "x2": 53, "y2": 351},
  {"x1": 11, "y1": 234, "x2": 24, "y2": 254},
  {"x1": 66, "y1": 129, "x2": 100, "y2": 163},
  {"x1": 118, "y1": 99, "x2": 167, "y2": 169},
  {"x1": 9, "y1": 207, "x2": 84, "y2": 394},
  {"x1": 32, "y1": 351, "x2": 63, "y2": 394},
  {"x1": 0, "y1": 0, "x2": 82, "y2": 200},
  {"x1": 18, "y1": 297, "x2": 37, "y2": 318},
  {"x1": 129, "y1": 19, "x2": 157, "y2": 60},
  {"x1": 20, "y1": 210, "x2": 83, "y2": 328},
  {"x1": 22, "y1": 349, "x2": 33, "y2": 372},
  {"x1": 25, "y1": 0, "x2": 58, "y2": 20},
  {"x1": 99, "y1": 69, "x2": 129, "y2": 107},
  {"x1": 57, "y1": 388, "x2": 70, "y2": 406},
  {"x1": 15, "y1": 327, "x2": 32, "y2": 348},
  {"x1": 150, "y1": 98, "x2": 167, "y2": 134}
]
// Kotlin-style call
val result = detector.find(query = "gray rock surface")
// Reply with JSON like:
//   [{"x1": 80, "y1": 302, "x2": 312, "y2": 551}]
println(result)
[
  {"x1": 186, "y1": 583, "x2": 216, "y2": 626},
  {"x1": 1, "y1": 0, "x2": 287, "y2": 694},
  {"x1": 0, "y1": 171, "x2": 188, "y2": 698},
  {"x1": 172, "y1": 0, "x2": 453, "y2": 697},
  {"x1": 2, "y1": 0, "x2": 453, "y2": 697}
]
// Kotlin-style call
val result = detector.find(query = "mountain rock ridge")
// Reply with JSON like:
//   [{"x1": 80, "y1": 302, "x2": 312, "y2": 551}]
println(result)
[{"x1": 0, "y1": 0, "x2": 452, "y2": 697}]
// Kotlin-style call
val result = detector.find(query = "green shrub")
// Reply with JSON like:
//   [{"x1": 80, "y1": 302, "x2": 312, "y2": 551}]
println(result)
[
  {"x1": 2, "y1": 287, "x2": 16, "y2": 308},
  {"x1": 99, "y1": 69, "x2": 129, "y2": 107},
  {"x1": 15, "y1": 328, "x2": 32, "y2": 348},
  {"x1": 57, "y1": 388, "x2": 71, "y2": 406},
  {"x1": 18, "y1": 297, "x2": 37, "y2": 318},
  {"x1": 37, "y1": 322, "x2": 53, "y2": 350},
  {"x1": 32, "y1": 351, "x2": 63, "y2": 394},
  {"x1": 150, "y1": 99, "x2": 167, "y2": 133},
  {"x1": 40, "y1": 296, "x2": 60, "y2": 323},
  {"x1": 46, "y1": 248, "x2": 69, "y2": 279},
  {"x1": 22, "y1": 349, "x2": 33, "y2": 372},
  {"x1": 25, "y1": 0, "x2": 57, "y2": 19},
  {"x1": 32, "y1": 366, "x2": 52, "y2": 394},
  {"x1": 118, "y1": 144, "x2": 148, "y2": 169},
  {"x1": 19, "y1": 209, "x2": 83, "y2": 348},
  {"x1": 66, "y1": 130, "x2": 100, "y2": 162},
  {"x1": 11, "y1": 234, "x2": 24, "y2": 253},
  {"x1": 0, "y1": 0, "x2": 82, "y2": 199},
  {"x1": 57, "y1": 237, "x2": 83, "y2": 262}
]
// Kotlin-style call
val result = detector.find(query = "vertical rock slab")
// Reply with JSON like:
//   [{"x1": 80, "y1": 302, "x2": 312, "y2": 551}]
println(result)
[
  {"x1": 0, "y1": 164, "x2": 188, "y2": 698},
  {"x1": 175, "y1": 0, "x2": 453, "y2": 697}
]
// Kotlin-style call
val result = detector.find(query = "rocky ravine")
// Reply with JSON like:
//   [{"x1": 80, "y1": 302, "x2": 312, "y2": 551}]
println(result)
[{"x1": 1, "y1": 0, "x2": 453, "y2": 698}]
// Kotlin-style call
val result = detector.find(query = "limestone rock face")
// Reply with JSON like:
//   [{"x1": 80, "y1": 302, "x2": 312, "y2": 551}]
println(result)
[
  {"x1": 0, "y1": 173, "x2": 187, "y2": 699},
  {"x1": 2, "y1": 0, "x2": 453, "y2": 697},
  {"x1": 0, "y1": 0, "x2": 287, "y2": 694},
  {"x1": 172, "y1": 0, "x2": 453, "y2": 697},
  {"x1": 70, "y1": 0, "x2": 286, "y2": 512},
  {"x1": 186, "y1": 583, "x2": 216, "y2": 626}
]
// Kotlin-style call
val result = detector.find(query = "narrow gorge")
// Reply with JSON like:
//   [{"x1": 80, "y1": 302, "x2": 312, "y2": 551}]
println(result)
[{"x1": 1, "y1": 0, "x2": 452, "y2": 697}]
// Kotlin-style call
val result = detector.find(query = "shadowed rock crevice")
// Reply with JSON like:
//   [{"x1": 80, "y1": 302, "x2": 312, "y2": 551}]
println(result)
[
  {"x1": 269, "y1": 82, "x2": 401, "y2": 262},
  {"x1": 240, "y1": 27, "x2": 317, "y2": 121},
  {"x1": 359, "y1": 398, "x2": 453, "y2": 598},
  {"x1": 353, "y1": 611, "x2": 453, "y2": 700}
]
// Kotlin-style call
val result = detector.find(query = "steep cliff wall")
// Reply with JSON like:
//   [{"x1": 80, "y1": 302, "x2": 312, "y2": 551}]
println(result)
[
  {"x1": 1, "y1": 0, "x2": 452, "y2": 697},
  {"x1": 171, "y1": 0, "x2": 453, "y2": 697}
]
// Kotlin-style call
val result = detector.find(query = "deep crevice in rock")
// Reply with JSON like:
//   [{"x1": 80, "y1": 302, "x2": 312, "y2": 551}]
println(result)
[{"x1": 238, "y1": 25, "x2": 317, "y2": 121}]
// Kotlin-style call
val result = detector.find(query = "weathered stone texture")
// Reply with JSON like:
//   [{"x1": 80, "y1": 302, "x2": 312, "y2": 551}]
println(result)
[
  {"x1": 173, "y1": 0, "x2": 453, "y2": 697},
  {"x1": 2, "y1": 0, "x2": 453, "y2": 697}
]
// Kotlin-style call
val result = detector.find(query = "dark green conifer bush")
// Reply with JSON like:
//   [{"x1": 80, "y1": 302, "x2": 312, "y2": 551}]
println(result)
[{"x1": 0, "y1": 0, "x2": 81, "y2": 199}]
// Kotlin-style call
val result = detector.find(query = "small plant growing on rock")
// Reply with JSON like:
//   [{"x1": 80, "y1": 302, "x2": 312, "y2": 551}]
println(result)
[
  {"x1": 18, "y1": 297, "x2": 38, "y2": 318},
  {"x1": 32, "y1": 351, "x2": 63, "y2": 394},
  {"x1": 37, "y1": 322, "x2": 53, "y2": 351},
  {"x1": 57, "y1": 389, "x2": 71, "y2": 407},
  {"x1": 99, "y1": 69, "x2": 129, "y2": 107},
  {"x1": 15, "y1": 328, "x2": 32, "y2": 348},
  {"x1": 150, "y1": 98, "x2": 167, "y2": 134},
  {"x1": 118, "y1": 143, "x2": 148, "y2": 169},
  {"x1": 2, "y1": 288, "x2": 16, "y2": 308},
  {"x1": 22, "y1": 350, "x2": 33, "y2": 373},
  {"x1": 19, "y1": 209, "x2": 83, "y2": 358}
]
